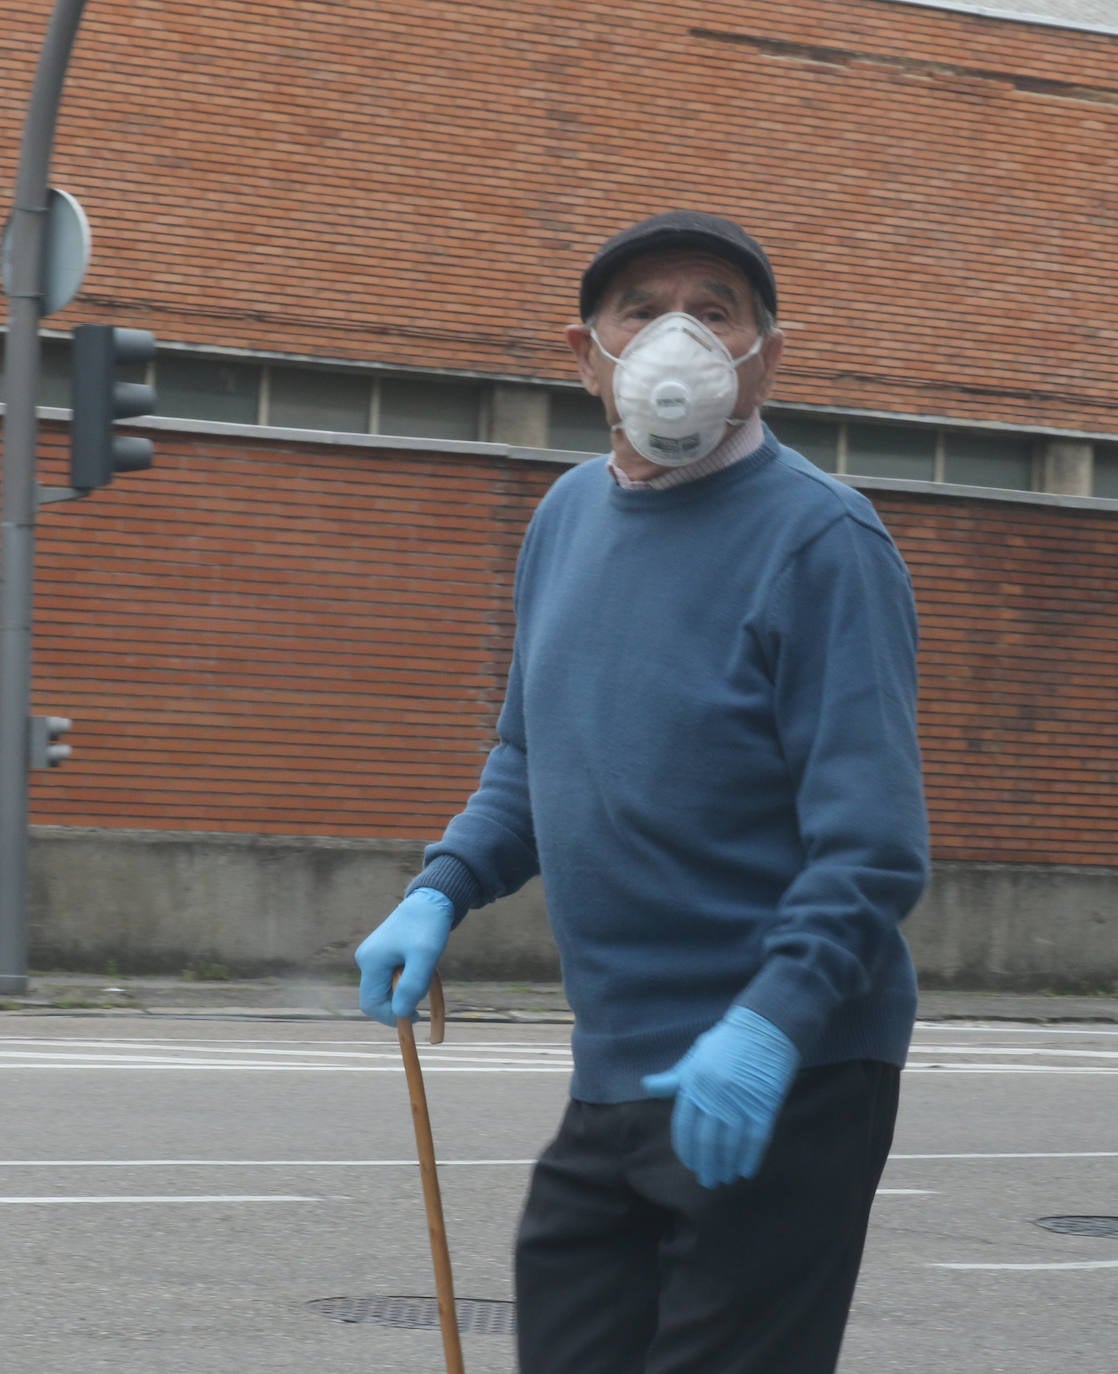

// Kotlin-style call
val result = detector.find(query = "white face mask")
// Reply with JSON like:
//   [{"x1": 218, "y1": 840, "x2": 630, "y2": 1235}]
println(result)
[{"x1": 591, "y1": 312, "x2": 764, "y2": 467}]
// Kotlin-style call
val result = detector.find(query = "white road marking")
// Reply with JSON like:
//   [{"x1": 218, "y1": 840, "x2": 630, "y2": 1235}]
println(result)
[
  {"x1": 4, "y1": 1153, "x2": 1101, "y2": 1166},
  {"x1": 0, "y1": 1036, "x2": 570, "y2": 1052},
  {"x1": 0, "y1": 1195, "x2": 327, "y2": 1205},
  {"x1": 0, "y1": 1061, "x2": 572, "y2": 1072},
  {"x1": 892, "y1": 1151, "x2": 1118, "y2": 1160},
  {"x1": 0, "y1": 1038, "x2": 574, "y2": 1072},
  {"x1": 908, "y1": 1045, "x2": 1118, "y2": 1060},
  {"x1": 0, "y1": 1161, "x2": 937, "y2": 1199},
  {"x1": 6, "y1": 1058, "x2": 1109, "y2": 1075},
  {"x1": 903, "y1": 1064, "x2": 1118, "y2": 1074},
  {"x1": 914, "y1": 1024, "x2": 1118, "y2": 1036},
  {"x1": 1, "y1": 1053, "x2": 1112, "y2": 1074},
  {"x1": 0, "y1": 1158, "x2": 538, "y2": 1168},
  {"x1": 0, "y1": 1037, "x2": 573, "y2": 1057},
  {"x1": 0, "y1": 1051, "x2": 568, "y2": 1071},
  {"x1": 933, "y1": 1260, "x2": 1118, "y2": 1271},
  {"x1": 4, "y1": 1030, "x2": 1117, "y2": 1079},
  {"x1": 9, "y1": 1028, "x2": 1118, "y2": 1045}
]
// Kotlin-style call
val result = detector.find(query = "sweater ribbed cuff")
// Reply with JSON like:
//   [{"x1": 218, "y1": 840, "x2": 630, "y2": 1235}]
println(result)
[
  {"x1": 405, "y1": 856, "x2": 484, "y2": 926},
  {"x1": 733, "y1": 957, "x2": 840, "y2": 1062}
]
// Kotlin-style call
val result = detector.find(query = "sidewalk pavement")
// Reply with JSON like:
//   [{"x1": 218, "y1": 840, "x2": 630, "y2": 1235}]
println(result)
[{"x1": 2, "y1": 973, "x2": 1117, "y2": 1024}]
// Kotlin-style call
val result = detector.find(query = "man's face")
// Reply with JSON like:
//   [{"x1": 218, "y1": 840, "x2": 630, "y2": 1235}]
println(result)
[{"x1": 566, "y1": 249, "x2": 784, "y2": 479}]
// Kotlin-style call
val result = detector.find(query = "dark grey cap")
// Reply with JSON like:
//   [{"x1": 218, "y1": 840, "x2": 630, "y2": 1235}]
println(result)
[{"x1": 579, "y1": 210, "x2": 778, "y2": 321}]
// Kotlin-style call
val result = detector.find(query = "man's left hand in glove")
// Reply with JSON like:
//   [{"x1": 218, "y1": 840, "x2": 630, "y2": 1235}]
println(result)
[{"x1": 642, "y1": 1006, "x2": 801, "y2": 1188}]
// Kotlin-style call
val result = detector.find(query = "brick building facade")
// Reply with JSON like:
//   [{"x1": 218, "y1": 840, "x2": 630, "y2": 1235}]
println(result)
[{"x1": 2, "y1": 0, "x2": 1117, "y2": 981}]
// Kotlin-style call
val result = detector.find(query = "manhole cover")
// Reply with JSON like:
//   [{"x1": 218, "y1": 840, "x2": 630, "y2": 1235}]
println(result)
[
  {"x1": 307, "y1": 1295, "x2": 516, "y2": 1335},
  {"x1": 1034, "y1": 1216, "x2": 1118, "y2": 1238}
]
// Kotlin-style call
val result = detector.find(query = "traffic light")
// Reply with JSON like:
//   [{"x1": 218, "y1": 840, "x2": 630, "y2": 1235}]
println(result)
[
  {"x1": 29, "y1": 716, "x2": 73, "y2": 769},
  {"x1": 69, "y1": 325, "x2": 157, "y2": 491}
]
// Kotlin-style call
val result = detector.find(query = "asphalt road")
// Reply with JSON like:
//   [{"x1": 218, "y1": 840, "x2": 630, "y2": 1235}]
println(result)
[{"x1": 1, "y1": 1013, "x2": 1116, "y2": 1373}]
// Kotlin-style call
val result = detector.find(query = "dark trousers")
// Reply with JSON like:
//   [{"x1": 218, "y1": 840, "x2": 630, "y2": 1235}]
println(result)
[{"x1": 515, "y1": 1059, "x2": 899, "y2": 1374}]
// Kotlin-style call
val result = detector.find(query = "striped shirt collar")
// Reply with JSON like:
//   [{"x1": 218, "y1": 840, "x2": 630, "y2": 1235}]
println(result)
[{"x1": 606, "y1": 411, "x2": 766, "y2": 491}]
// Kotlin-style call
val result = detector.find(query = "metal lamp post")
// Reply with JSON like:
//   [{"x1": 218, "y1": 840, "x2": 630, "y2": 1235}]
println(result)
[{"x1": 0, "y1": 0, "x2": 90, "y2": 994}]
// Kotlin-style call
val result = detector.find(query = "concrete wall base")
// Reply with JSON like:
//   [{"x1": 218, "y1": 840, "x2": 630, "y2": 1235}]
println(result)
[
  {"x1": 903, "y1": 860, "x2": 1117, "y2": 992},
  {"x1": 27, "y1": 828, "x2": 1118, "y2": 992},
  {"x1": 28, "y1": 827, "x2": 557, "y2": 981}
]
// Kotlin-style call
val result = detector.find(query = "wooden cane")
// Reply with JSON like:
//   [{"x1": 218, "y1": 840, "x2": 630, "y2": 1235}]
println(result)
[{"x1": 394, "y1": 969, "x2": 465, "y2": 1374}]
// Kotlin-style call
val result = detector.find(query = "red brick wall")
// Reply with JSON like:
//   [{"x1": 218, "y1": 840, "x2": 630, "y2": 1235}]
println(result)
[
  {"x1": 7, "y1": 3, "x2": 1118, "y2": 869},
  {"x1": 30, "y1": 425, "x2": 550, "y2": 837},
  {"x1": 876, "y1": 489, "x2": 1118, "y2": 866},
  {"x1": 26, "y1": 429, "x2": 1118, "y2": 868},
  {"x1": 2, "y1": 0, "x2": 1117, "y2": 430}
]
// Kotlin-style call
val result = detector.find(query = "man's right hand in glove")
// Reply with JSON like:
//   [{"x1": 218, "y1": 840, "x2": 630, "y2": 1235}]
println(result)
[{"x1": 355, "y1": 888, "x2": 455, "y2": 1026}]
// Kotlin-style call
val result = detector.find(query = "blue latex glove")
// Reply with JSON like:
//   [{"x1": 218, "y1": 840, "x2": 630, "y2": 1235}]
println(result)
[
  {"x1": 355, "y1": 888, "x2": 455, "y2": 1027},
  {"x1": 642, "y1": 1006, "x2": 801, "y2": 1189}
]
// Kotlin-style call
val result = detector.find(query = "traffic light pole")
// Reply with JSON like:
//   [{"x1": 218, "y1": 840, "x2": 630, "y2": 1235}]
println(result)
[{"x1": 0, "y1": 0, "x2": 88, "y2": 994}]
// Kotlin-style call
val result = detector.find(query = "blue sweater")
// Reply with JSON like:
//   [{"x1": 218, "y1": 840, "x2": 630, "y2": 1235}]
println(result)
[{"x1": 411, "y1": 431, "x2": 930, "y2": 1102}]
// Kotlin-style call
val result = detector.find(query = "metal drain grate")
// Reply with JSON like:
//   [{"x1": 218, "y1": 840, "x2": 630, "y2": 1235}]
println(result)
[
  {"x1": 307, "y1": 1294, "x2": 517, "y2": 1335},
  {"x1": 1034, "y1": 1216, "x2": 1118, "y2": 1238}
]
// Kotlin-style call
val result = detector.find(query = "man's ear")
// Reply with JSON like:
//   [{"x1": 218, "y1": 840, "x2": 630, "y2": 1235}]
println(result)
[
  {"x1": 754, "y1": 329, "x2": 785, "y2": 406},
  {"x1": 565, "y1": 322, "x2": 601, "y2": 396}
]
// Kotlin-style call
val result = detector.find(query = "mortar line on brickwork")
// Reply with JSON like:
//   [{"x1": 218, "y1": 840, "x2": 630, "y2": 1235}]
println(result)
[{"x1": 61, "y1": 293, "x2": 569, "y2": 356}]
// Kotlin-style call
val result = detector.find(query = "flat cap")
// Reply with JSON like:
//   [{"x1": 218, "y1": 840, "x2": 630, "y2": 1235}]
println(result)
[{"x1": 579, "y1": 210, "x2": 778, "y2": 321}]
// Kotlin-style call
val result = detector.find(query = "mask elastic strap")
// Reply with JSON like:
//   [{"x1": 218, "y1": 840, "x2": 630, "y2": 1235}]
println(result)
[
  {"x1": 730, "y1": 335, "x2": 765, "y2": 366},
  {"x1": 589, "y1": 327, "x2": 621, "y2": 365}
]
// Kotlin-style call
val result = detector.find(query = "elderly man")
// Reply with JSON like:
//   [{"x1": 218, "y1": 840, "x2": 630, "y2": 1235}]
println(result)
[{"x1": 356, "y1": 210, "x2": 929, "y2": 1373}]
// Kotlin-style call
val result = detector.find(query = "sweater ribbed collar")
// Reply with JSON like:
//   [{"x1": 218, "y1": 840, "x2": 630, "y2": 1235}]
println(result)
[
  {"x1": 606, "y1": 427, "x2": 779, "y2": 509},
  {"x1": 607, "y1": 410, "x2": 765, "y2": 491}
]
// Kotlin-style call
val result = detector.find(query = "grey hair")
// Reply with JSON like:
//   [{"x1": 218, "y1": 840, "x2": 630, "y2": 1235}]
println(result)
[{"x1": 751, "y1": 288, "x2": 778, "y2": 338}]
